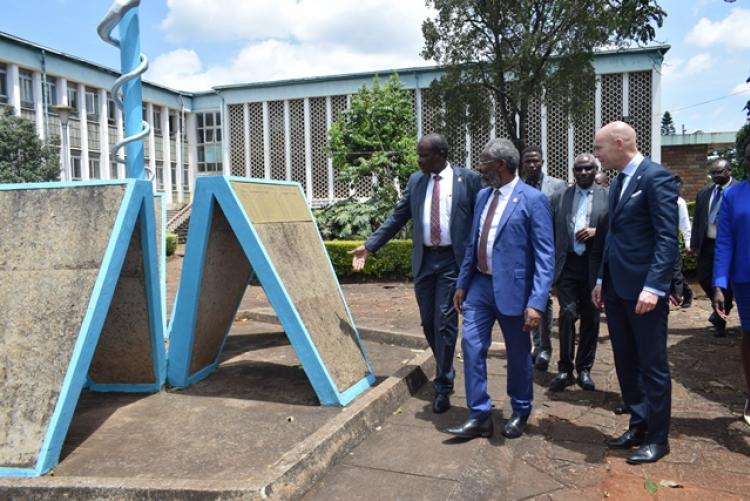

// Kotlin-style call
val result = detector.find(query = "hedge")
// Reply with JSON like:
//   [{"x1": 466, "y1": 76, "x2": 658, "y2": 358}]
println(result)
[
  {"x1": 324, "y1": 240, "x2": 413, "y2": 280},
  {"x1": 166, "y1": 232, "x2": 178, "y2": 256}
]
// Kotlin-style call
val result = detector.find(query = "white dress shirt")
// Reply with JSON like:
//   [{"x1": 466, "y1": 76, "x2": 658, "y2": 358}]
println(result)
[
  {"x1": 677, "y1": 196, "x2": 691, "y2": 249},
  {"x1": 617, "y1": 153, "x2": 644, "y2": 199},
  {"x1": 477, "y1": 176, "x2": 520, "y2": 274},
  {"x1": 422, "y1": 163, "x2": 454, "y2": 246}
]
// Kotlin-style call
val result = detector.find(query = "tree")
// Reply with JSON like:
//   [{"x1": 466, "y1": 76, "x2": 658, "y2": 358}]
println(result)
[
  {"x1": 734, "y1": 122, "x2": 749, "y2": 180},
  {"x1": 316, "y1": 75, "x2": 417, "y2": 240},
  {"x1": 661, "y1": 111, "x2": 676, "y2": 135},
  {"x1": 421, "y1": 0, "x2": 666, "y2": 149},
  {"x1": 0, "y1": 108, "x2": 60, "y2": 183}
]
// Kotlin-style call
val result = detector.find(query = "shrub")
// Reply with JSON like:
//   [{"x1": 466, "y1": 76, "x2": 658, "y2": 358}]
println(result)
[
  {"x1": 325, "y1": 240, "x2": 413, "y2": 280},
  {"x1": 166, "y1": 232, "x2": 178, "y2": 256}
]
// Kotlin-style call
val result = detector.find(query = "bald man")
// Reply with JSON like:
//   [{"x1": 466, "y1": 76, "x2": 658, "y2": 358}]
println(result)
[
  {"x1": 548, "y1": 154, "x2": 608, "y2": 393},
  {"x1": 591, "y1": 121, "x2": 678, "y2": 465}
]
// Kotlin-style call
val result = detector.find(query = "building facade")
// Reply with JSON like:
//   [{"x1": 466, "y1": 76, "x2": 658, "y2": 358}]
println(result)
[{"x1": 0, "y1": 31, "x2": 667, "y2": 208}]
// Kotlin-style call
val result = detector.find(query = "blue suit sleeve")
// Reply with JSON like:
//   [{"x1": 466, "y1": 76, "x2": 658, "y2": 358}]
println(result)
[
  {"x1": 712, "y1": 192, "x2": 734, "y2": 290},
  {"x1": 364, "y1": 173, "x2": 416, "y2": 253},
  {"x1": 528, "y1": 193, "x2": 555, "y2": 312},
  {"x1": 644, "y1": 169, "x2": 679, "y2": 294}
]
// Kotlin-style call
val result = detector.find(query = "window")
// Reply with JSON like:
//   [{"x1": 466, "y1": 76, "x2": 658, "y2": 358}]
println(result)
[
  {"x1": 0, "y1": 64, "x2": 8, "y2": 104},
  {"x1": 67, "y1": 83, "x2": 79, "y2": 115},
  {"x1": 19, "y1": 69, "x2": 34, "y2": 109},
  {"x1": 107, "y1": 93, "x2": 117, "y2": 125},
  {"x1": 89, "y1": 158, "x2": 101, "y2": 179},
  {"x1": 183, "y1": 162, "x2": 189, "y2": 192},
  {"x1": 71, "y1": 155, "x2": 82, "y2": 180},
  {"x1": 152, "y1": 108, "x2": 162, "y2": 135},
  {"x1": 43, "y1": 79, "x2": 57, "y2": 110},
  {"x1": 195, "y1": 111, "x2": 223, "y2": 173},
  {"x1": 110, "y1": 161, "x2": 119, "y2": 179},
  {"x1": 169, "y1": 112, "x2": 177, "y2": 137},
  {"x1": 85, "y1": 88, "x2": 99, "y2": 122},
  {"x1": 155, "y1": 161, "x2": 164, "y2": 191}
]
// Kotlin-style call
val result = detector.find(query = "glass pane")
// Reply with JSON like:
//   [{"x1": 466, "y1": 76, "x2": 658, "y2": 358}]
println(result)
[
  {"x1": 216, "y1": 128, "x2": 222, "y2": 142},
  {"x1": 197, "y1": 146, "x2": 205, "y2": 162},
  {"x1": 205, "y1": 113, "x2": 213, "y2": 127},
  {"x1": 215, "y1": 112, "x2": 221, "y2": 126},
  {"x1": 196, "y1": 113, "x2": 203, "y2": 128},
  {"x1": 205, "y1": 129, "x2": 213, "y2": 142},
  {"x1": 197, "y1": 130, "x2": 204, "y2": 143}
]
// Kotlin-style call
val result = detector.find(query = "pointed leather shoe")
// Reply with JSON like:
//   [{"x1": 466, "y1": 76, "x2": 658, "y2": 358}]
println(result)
[
  {"x1": 432, "y1": 393, "x2": 450, "y2": 414},
  {"x1": 502, "y1": 412, "x2": 529, "y2": 439},
  {"x1": 606, "y1": 429, "x2": 645, "y2": 449},
  {"x1": 576, "y1": 370, "x2": 596, "y2": 391},
  {"x1": 549, "y1": 372, "x2": 575, "y2": 392},
  {"x1": 626, "y1": 443, "x2": 670, "y2": 464},
  {"x1": 445, "y1": 416, "x2": 493, "y2": 439}
]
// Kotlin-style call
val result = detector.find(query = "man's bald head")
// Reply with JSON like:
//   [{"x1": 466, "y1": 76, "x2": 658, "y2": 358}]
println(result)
[{"x1": 593, "y1": 121, "x2": 640, "y2": 171}]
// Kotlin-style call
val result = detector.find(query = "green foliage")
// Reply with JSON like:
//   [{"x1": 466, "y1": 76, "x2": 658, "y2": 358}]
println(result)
[
  {"x1": 166, "y1": 232, "x2": 178, "y2": 256},
  {"x1": 734, "y1": 122, "x2": 750, "y2": 180},
  {"x1": 421, "y1": 0, "x2": 666, "y2": 149},
  {"x1": 325, "y1": 240, "x2": 413, "y2": 281},
  {"x1": 661, "y1": 111, "x2": 676, "y2": 135},
  {"x1": 679, "y1": 231, "x2": 696, "y2": 275},
  {"x1": 321, "y1": 75, "x2": 418, "y2": 240},
  {"x1": 0, "y1": 109, "x2": 60, "y2": 183}
]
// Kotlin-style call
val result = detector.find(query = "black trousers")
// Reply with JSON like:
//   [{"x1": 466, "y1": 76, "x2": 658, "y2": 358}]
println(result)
[
  {"x1": 414, "y1": 247, "x2": 458, "y2": 396},
  {"x1": 556, "y1": 253, "x2": 599, "y2": 374},
  {"x1": 604, "y1": 280, "x2": 671, "y2": 445},
  {"x1": 698, "y1": 238, "x2": 733, "y2": 324}
]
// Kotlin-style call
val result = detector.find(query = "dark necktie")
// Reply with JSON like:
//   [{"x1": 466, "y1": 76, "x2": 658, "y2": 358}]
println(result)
[
  {"x1": 430, "y1": 175, "x2": 442, "y2": 246},
  {"x1": 616, "y1": 172, "x2": 626, "y2": 201},
  {"x1": 709, "y1": 186, "x2": 723, "y2": 225},
  {"x1": 477, "y1": 190, "x2": 500, "y2": 274}
]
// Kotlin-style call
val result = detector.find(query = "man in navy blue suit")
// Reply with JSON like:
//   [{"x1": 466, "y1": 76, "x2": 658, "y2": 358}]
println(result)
[
  {"x1": 591, "y1": 121, "x2": 678, "y2": 464},
  {"x1": 350, "y1": 133, "x2": 481, "y2": 415},
  {"x1": 446, "y1": 138, "x2": 554, "y2": 440}
]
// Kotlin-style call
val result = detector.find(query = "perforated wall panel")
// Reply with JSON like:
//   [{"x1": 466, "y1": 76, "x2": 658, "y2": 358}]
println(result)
[
  {"x1": 268, "y1": 101, "x2": 286, "y2": 180},
  {"x1": 545, "y1": 98, "x2": 569, "y2": 181},
  {"x1": 628, "y1": 71, "x2": 652, "y2": 157},
  {"x1": 289, "y1": 99, "x2": 306, "y2": 190},
  {"x1": 309, "y1": 97, "x2": 328, "y2": 199},
  {"x1": 601, "y1": 74, "x2": 623, "y2": 126},
  {"x1": 228, "y1": 104, "x2": 245, "y2": 176},
  {"x1": 248, "y1": 103, "x2": 264, "y2": 178}
]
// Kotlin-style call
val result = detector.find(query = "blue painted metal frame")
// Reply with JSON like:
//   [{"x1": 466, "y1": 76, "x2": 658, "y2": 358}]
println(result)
[
  {"x1": 167, "y1": 176, "x2": 375, "y2": 406},
  {"x1": 155, "y1": 192, "x2": 167, "y2": 339},
  {"x1": 0, "y1": 179, "x2": 165, "y2": 477}
]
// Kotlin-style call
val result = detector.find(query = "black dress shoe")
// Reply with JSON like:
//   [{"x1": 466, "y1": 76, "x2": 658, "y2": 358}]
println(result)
[
  {"x1": 627, "y1": 443, "x2": 670, "y2": 464},
  {"x1": 445, "y1": 416, "x2": 493, "y2": 439},
  {"x1": 502, "y1": 412, "x2": 529, "y2": 439},
  {"x1": 549, "y1": 372, "x2": 575, "y2": 392},
  {"x1": 576, "y1": 370, "x2": 596, "y2": 391},
  {"x1": 613, "y1": 401, "x2": 631, "y2": 415},
  {"x1": 714, "y1": 324, "x2": 727, "y2": 337},
  {"x1": 432, "y1": 393, "x2": 450, "y2": 414},
  {"x1": 606, "y1": 429, "x2": 645, "y2": 449},
  {"x1": 534, "y1": 350, "x2": 550, "y2": 371}
]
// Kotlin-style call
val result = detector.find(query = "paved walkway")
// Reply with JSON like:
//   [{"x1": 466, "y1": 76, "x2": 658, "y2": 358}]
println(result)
[{"x1": 298, "y1": 283, "x2": 750, "y2": 500}]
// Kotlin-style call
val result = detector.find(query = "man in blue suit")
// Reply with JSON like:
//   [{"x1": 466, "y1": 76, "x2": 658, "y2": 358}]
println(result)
[
  {"x1": 446, "y1": 138, "x2": 554, "y2": 440},
  {"x1": 591, "y1": 121, "x2": 678, "y2": 464},
  {"x1": 350, "y1": 133, "x2": 481, "y2": 414}
]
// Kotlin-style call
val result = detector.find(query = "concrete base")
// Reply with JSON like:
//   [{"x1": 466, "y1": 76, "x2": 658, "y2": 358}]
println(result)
[{"x1": 0, "y1": 320, "x2": 434, "y2": 499}]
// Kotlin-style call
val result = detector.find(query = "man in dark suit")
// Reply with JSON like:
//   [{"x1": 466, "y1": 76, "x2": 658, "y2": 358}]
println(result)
[
  {"x1": 689, "y1": 159, "x2": 738, "y2": 337},
  {"x1": 549, "y1": 153, "x2": 608, "y2": 392},
  {"x1": 350, "y1": 133, "x2": 481, "y2": 414},
  {"x1": 591, "y1": 121, "x2": 678, "y2": 464},
  {"x1": 521, "y1": 145, "x2": 567, "y2": 371},
  {"x1": 446, "y1": 138, "x2": 554, "y2": 440}
]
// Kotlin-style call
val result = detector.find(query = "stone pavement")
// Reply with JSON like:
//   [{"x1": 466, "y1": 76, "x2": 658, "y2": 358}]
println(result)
[{"x1": 295, "y1": 281, "x2": 750, "y2": 500}]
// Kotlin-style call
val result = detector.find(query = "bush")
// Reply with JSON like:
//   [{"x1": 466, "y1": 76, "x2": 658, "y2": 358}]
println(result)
[
  {"x1": 325, "y1": 240, "x2": 413, "y2": 280},
  {"x1": 166, "y1": 232, "x2": 178, "y2": 256}
]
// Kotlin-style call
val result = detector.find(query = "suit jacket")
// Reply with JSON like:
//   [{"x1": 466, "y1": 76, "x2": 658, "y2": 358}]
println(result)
[
  {"x1": 713, "y1": 181, "x2": 750, "y2": 288},
  {"x1": 552, "y1": 184, "x2": 609, "y2": 287},
  {"x1": 536, "y1": 173, "x2": 568, "y2": 208},
  {"x1": 690, "y1": 179, "x2": 740, "y2": 254},
  {"x1": 457, "y1": 181, "x2": 555, "y2": 316},
  {"x1": 599, "y1": 158, "x2": 679, "y2": 300},
  {"x1": 365, "y1": 166, "x2": 482, "y2": 277}
]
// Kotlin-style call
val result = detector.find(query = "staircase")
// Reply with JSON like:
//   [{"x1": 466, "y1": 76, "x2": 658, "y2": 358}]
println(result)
[{"x1": 166, "y1": 204, "x2": 192, "y2": 243}]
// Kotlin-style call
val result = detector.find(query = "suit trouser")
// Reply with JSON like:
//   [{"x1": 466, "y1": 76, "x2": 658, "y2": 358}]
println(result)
[
  {"x1": 556, "y1": 253, "x2": 599, "y2": 374},
  {"x1": 698, "y1": 238, "x2": 734, "y2": 325},
  {"x1": 462, "y1": 274, "x2": 533, "y2": 419},
  {"x1": 414, "y1": 248, "x2": 458, "y2": 396},
  {"x1": 604, "y1": 282, "x2": 671, "y2": 445},
  {"x1": 532, "y1": 296, "x2": 554, "y2": 353}
]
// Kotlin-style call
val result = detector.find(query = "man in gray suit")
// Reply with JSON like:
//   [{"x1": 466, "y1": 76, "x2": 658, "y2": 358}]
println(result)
[
  {"x1": 350, "y1": 133, "x2": 481, "y2": 413},
  {"x1": 549, "y1": 153, "x2": 608, "y2": 391},
  {"x1": 521, "y1": 145, "x2": 567, "y2": 370}
]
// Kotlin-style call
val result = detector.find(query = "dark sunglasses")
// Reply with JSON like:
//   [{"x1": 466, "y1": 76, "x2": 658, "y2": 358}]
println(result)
[{"x1": 573, "y1": 165, "x2": 596, "y2": 172}]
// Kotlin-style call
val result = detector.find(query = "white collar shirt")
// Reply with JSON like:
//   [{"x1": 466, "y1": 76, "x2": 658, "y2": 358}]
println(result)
[
  {"x1": 477, "y1": 176, "x2": 520, "y2": 274},
  {"x1": 422, "y1": 163, "x2": 454, "y2": 246},
  {"x1": 618, "y1": 153, "x2": 644, "y2": 199}
]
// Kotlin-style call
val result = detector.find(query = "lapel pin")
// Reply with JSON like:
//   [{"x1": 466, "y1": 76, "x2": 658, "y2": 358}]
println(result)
[
  {"x1": 458, "y1": 176, "x2": 463, "y2": 182},
  {"x1": 637, "y1": 175, "x2": 642, "y2": 180},
  {"x1": 513, "y1": 197, "x2": 518, "y2": 203}
]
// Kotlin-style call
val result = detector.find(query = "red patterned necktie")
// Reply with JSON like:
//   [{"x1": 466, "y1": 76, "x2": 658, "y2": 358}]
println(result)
[
  {"x1": 478, "y1": 190, "x2": 500, "y2": 274},
  {"x1": 430, "y1": 175, "x2": 442, "y2": 246}
]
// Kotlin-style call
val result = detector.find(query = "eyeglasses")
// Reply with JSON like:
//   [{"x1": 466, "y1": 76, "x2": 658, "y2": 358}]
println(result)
[
  {"x1": 477, "y1": 159, "x2": 497, "y2": 166},
  {"x1": 573, "y1": 165, "x2": 596, "y2": 172}
]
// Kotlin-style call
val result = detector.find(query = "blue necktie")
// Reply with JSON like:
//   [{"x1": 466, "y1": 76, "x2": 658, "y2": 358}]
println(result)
[
  {"x1": 709, "y1": 186, "x2": 723, "y2": 225},
  {"x1": 573, "y1": 190, "x2": 589, "y2": 255}
]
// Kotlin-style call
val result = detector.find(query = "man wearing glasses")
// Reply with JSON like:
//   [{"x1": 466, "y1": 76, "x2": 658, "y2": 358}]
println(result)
[
  {"x1": 549, "y1": 154, "x2": 609, "y2": 392},
  {"x1": 690, "y1": 159, "x2": 739, "y2": 337}
]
